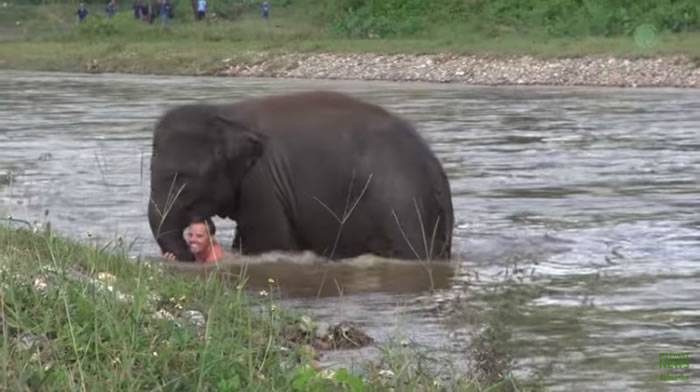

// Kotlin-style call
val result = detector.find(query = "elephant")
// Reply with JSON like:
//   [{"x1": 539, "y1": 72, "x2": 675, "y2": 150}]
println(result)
[{"x1": 148, "y1": 91, "x2": 454, "y2": 262}]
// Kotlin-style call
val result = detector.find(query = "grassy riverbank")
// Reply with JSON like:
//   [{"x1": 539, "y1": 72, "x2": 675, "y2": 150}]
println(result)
[
  {"x1": 0, "y1": 224, "x2": 315, "y2": 390},
  {"x1": 1, "y1": 224, "x2": 522, "y2": 391},
  {"x1": 1, "y1": 2, "x2": 699, "y2": 77}
]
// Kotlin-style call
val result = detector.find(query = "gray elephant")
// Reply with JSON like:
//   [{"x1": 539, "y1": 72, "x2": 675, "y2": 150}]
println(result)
[{"x1": 148, "y1": 91, "x2": 453, "y2": 262}]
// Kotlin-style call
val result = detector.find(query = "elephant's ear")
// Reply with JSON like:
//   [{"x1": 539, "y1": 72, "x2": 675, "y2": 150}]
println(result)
[{"x1": 213, "y1": 115, "x2": 267, "y2": 161}]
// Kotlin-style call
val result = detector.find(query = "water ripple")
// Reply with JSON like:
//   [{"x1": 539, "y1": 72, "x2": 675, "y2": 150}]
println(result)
[{"x1": 1, "y1": 71, "x2": 698, "y2": 390}]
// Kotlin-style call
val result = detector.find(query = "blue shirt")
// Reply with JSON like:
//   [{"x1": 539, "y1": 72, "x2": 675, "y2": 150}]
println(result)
[{"x1": 77, "y1": 7, "x2": 88, "y2": 21}]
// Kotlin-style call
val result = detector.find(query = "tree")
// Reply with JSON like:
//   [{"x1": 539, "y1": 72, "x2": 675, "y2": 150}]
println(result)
[{"x1": 190, "y1": 0, "x2": 197, "y2": 20}]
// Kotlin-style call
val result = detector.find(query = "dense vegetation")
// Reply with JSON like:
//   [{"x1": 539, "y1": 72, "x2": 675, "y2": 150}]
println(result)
[
  {"x1": 7, "y1": 0, "x2": 700, "y2": 40},
  {"x1": 1, "y1": 1, "x2": 698, "y2": 77},
  {"x1": 1, "y1": 224, "x2": 508, "y2": 391},
  {"x1": 319, "y1": 0, "x2": 700, "y2": 38}
]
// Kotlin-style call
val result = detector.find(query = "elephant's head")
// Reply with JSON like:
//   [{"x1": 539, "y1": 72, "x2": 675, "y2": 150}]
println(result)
[{"x1": 148, "y1": 105, "x2": 265, "y2": 261}]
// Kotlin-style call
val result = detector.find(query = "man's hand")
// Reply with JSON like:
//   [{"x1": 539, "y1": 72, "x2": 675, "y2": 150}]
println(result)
[{"x1": 162, "y1": 252, "x2": 177, "y2": 261}]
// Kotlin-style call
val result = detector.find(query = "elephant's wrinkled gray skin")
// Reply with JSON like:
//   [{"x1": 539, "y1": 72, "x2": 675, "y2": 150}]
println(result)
[{"x1": 148, "y1": 91, "x2": 454, "y2": 262}]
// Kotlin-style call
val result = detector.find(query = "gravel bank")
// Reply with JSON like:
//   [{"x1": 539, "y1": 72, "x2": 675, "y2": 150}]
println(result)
[{"x1": 217, "y1": 53, "x2": 700, "y2": 88}]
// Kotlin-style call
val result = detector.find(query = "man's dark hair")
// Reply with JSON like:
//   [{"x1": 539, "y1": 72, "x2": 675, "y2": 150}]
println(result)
[{"x1": 191, "y1": 217, "x2": 216, "y2": 236}]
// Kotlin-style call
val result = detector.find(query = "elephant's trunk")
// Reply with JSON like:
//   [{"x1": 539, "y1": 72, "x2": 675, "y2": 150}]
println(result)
[{"x1": 148, "y1": 198, "x2": 195, "y2": 261}]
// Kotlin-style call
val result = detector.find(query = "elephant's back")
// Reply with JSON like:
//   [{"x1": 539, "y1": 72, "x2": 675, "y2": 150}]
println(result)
[
  {"x1": 238, "y1": 91, "x2": 444, "y2": 182},
  {"x1": 235, "y1": 91, "x2": 398, "y2": 136},
  {"x1": 237, "y1": 91, "x2": 454, "y2": 259},
  {"x1": 242, "y1": 91, "x2": 388, "y2": 116}
]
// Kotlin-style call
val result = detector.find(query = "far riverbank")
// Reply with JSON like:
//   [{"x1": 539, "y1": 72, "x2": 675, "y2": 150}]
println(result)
[
  {"x1": 217, "y1": 52, "x2": 700, "y2": 88},
  {"x1": 2, "y1": 46, "x2": 698, "y2": 88},
  {"x1": 2, "y1": 2, "x2": 699, "y2": 88}
]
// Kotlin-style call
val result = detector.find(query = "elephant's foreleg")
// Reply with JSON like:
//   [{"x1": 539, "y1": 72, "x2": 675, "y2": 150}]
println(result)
[{"x1": 235, "y1": 190, "x2": 301, "y2": 255}]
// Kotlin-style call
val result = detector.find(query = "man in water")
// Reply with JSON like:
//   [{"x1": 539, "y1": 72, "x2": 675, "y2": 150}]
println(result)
[{"x1": 163, "y1": 217, "x2": 223, "y2": 263}]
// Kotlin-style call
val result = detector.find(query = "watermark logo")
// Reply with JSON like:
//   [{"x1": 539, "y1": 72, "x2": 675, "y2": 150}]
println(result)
[
  {"x1": 633, "y1": 24, "x2": 658, "y2": 49},
  {"x1": 658, "y1": 352, "x2": 690, "y2": 382}
]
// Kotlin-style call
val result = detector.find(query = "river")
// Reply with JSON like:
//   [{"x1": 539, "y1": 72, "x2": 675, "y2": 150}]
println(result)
[{"x1": 0, "y1": 70, "x2": 698, "y2": 390}]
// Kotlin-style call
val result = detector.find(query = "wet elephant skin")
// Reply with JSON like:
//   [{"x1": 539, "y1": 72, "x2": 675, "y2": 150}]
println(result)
[{"x1": 148, "y1": 91, "x2": 454, "y2": 262}]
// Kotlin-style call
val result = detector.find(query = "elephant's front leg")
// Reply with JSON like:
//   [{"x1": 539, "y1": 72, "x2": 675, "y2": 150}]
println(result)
[{"x1": 234, "y1": 189, "x2": 301, "y2": 255}]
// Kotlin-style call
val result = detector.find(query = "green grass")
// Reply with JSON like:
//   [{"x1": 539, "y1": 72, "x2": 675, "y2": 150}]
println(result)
[
  {"x1": 0, "y1": 224, "x2": 515, "y2": 391},
  {"x1": 1, "y1": 2, "x2": 699, "y2": 75},
  {"x1": 0, "y1": 224, "x2": 302, "y2": 390}
]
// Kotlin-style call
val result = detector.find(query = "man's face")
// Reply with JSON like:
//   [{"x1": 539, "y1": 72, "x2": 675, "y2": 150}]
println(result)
[{"x1": 186, "y1": 223, "x2": 211, "y2": 255}]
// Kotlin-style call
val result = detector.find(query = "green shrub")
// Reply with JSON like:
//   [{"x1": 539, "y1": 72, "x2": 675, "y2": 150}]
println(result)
[
  {"x1": 321, "y1": 0, "x2": 700, "y2": 38},
  {"x1": 78, "y1": 15, "x2": 119, "y2": 37},
  {"x1": 321, "y1": 0, "x2": 463, "y2": 38}
]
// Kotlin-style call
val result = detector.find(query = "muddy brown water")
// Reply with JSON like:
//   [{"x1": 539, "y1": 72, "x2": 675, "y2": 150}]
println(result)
[{"x1": 1, "y1": 70, "x2": 698, "y2": 390}]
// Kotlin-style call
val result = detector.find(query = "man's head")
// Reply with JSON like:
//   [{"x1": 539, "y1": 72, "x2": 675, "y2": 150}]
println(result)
[{"x1": 186, "y1": 217, "x2": 216, "y2": 256}]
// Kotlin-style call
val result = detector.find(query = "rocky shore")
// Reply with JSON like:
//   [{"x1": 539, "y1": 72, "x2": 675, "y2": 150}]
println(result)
[{"x1": 217, "y1": 53, "x2": 700, "y2": 88}]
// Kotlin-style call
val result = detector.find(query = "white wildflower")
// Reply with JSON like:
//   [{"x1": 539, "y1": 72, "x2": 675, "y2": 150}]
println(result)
[
  {"x1": 153, "y1": 309, "x2": 176, "y2": 321},
  {"x1": 182, "y1": 310, "x2": 206, "y2": 328},
  {"x1": 115, "y1": 291, "x2": 133, "y2": 303},
  {"x1": 40, "y1": 265, "x2": 58, "y2": 274},
  {"x1": 33, "y1": 275, "x2": 48, "y2": 292},
  {"x1": 320, "y1": 369, "x2": 336, "y2": 379},
  {"x1": 97, "y1": 272, "x2": 116, "y2": 285},
  {"x1": 299, "y1": 315, "x2": 313, "y2": 333}
]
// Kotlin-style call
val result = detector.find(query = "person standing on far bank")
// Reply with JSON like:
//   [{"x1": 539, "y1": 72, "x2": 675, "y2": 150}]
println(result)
[
  {"x1": 261, "y1": 1, "x2": 270, "y2": 20},
  {"x1": 106, "y1": 0, "x2": 117, "y2": 18},
  {"x1": 77, "y1": 3, "x2": 89, "y2": 23},
  {"x1": 197, "y1": 0, "x2": 207, "y2": 20},
  {"x1": 159, "y1": 0, "x2": 171, "y2": 25}
]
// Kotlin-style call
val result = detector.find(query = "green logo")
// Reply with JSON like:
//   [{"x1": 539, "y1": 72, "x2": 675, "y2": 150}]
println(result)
[
  {"x1": 659, "y1": 352, "x2": 690, "y2": 382},
  {"x1": 634, "y1": 24, "x2": 658, "y2": 49},
  {"x1": 660, "y1": 352, "x2": 689, "y2": 369}
]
